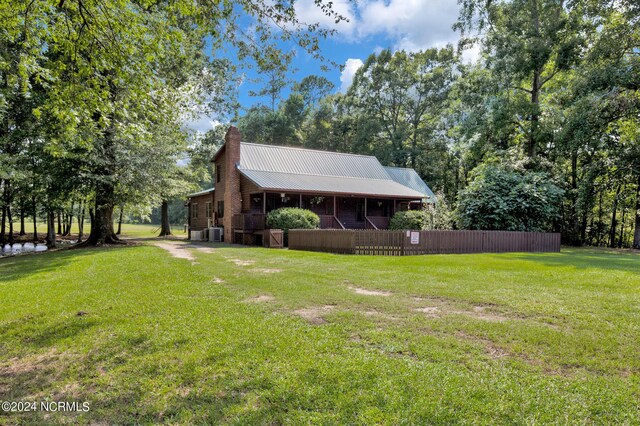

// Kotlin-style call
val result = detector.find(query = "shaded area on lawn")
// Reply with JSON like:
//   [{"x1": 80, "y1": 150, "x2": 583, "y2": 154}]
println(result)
[{"x1": 512, "y1": 247, "x2": 640, "y2": 273}]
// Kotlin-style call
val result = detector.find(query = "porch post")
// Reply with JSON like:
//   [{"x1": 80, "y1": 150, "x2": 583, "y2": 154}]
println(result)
[
  {"x1": 262, "y1": 192, "x2": 266, "y2": 214},
  {"x1": 364, "y1": 197, "x2": 367, "y2": 217},
  {"x1": 299, "y1": 194, "x2": 302, "y2": 208},
  {"x1": 392, "y1": 199, "x2": 396, "y2": 215},
  {"x1": 333, "y1": 196, "x2": 337, "y2": 216}
]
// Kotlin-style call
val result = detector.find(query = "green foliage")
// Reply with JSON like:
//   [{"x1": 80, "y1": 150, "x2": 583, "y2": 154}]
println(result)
[
  {"x1": 424, "y1": 193, "x2": 455, "y2": 230},
  {"x1": 389, "y1": 210, "x2": 430, "y2": 230},
  {"x1": 456, "y1": 164, "x2": 564, "y2": 232},
  {"x1": 266, "y1": 207, "x2": 320, "y2": 234}
]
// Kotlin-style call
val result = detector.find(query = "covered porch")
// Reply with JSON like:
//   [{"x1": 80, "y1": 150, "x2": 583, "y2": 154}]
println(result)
[{"x1": 233, "y1": 192, "x2": 423, "y2": 234}]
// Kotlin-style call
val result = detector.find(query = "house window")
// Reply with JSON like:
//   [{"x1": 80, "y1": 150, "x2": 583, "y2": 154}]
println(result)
[
  {"x1": 191, "y1": 203, "x2": 198, "y2": 219},
  {"x1": 217, "y1": 201, "x2": 224, "y2": 218},
  {"x1": 216, "y1": 166, "x2": 222, "y2": 183},
  {"x1": 205, "y1": 202, "x2": 212, "y2": 218}
]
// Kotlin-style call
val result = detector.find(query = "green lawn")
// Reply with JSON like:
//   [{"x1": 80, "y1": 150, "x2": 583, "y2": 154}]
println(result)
[
  {"x1": 3, "y1": 223, "x2": 187, "y2": 240},
  {"x1": 1, "y1": 241, "x2": 639, "y2": 424}
]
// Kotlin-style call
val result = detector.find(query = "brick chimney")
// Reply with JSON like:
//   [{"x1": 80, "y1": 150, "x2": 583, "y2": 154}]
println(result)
[{"x1": 223, "y1": 126, "x2": 242, "y2": 243}]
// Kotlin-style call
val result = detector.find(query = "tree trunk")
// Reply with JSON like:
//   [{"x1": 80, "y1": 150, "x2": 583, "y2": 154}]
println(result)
[
  {"x1": 596, "y1": 189, "x2": 604, "y2": 246},
  {"x1": 32, "y1": 198, "x2": 38, "y2": 241},
  {"x1": 79, "y1": 181, "x2": 120, "y2": 246},
  {"x1": 66, "y1": 213, "x2": 73, "y2": 236},
  {"x1": 7, "y1": 204, "x2": 13, "y2": 243},
  {"x1": 57, "y1": 212, "x2": 62, "y2": 235},
  {"x1": 19, "y1": 208, "x2": 25, "y2": 235},
  {"x1": 609, "y1": 184, "x2": 621, "y2": 248},
  {"x1": 633, "y1": 175, "x2": 640, "y2": 249},
  {"x1": 528, "y1": 70, "x2": 540, "y2": 159},
  {"x1": 0, "y1": 179, "x2": 7, "y2": 245},
  {"x1": 569, "y1": 151, "x2": 580, "y2": 245},
  {"x1": 46, "y1": 210, "x2": 56, "y2": 248},
  {"x1": 77, "y1": 204, "x2": 85, "y2": 243},
  {"x1": 618, "y1": 207, "x2": 626, "y2": 248},
  {"x1": 78, "y1": 98, "x2": 123, "y2": 247},
  {"x1": 116, "y1": 205, "x2": 124, "y2": 235},
  {"x1": 0, "y1": 205, "x2": 5, "y2": 245},
  {"x1": 159, "y1": 200, "x2": 172, "y2": 237}
]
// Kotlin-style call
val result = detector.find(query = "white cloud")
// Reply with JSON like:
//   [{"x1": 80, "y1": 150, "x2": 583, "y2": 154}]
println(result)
[
  {"x1": 358, "y1": 0, "x2": 460, "y2": 51},
  {"x1": 339, "y1": 58, "x2": 364, "y2": 92},
  {"x1": 296, "y1": 0, "x2": 465, "y2": 54},
  {"x1": 183, "y1": 115, "x2": 220, "y2": 133},
  {"x1": 293, "y1": 0, "x2": 357, "y2": 36}
]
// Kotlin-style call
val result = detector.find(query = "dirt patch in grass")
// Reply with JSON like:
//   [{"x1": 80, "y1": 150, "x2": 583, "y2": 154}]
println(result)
[
  {"x1": 251, "y1": 268, "x2": 282, "y2": 274},
  {"x1": 413, "y1": 297, "x2": 509, "y2": 322},
  {"x1": 229, "y1": 259, "x2": 255, "y2": 266},
  {"x1": 153, "y1": 242, "x2": 196, "y2": 263},
  {"x1": 461, "y1": 306, "x2": 509, "y2": 322},
  {"x1": 294, "y1": 305, "x2": 336, "y2": 325},
  {"x1": 152, "y1": 241, "x2": 217, "y2": 263},
  {"x1": 0, "y1": 349, "x2": 66, "y2": 398},
  {"x1": 456, "y1": 331, "x2": 510, "y2": 359},
  {"x1": 192, "y1": 246, "x2": 215, "y2": 253},
  {"x1": 349, "y1": 287, "x2": 392, "y2": 297},
  {"x1": 361, "y1": 310, "x2": 399, "y2": 321},
  {"x1": 414, "y1": 306, "x2": 440, "y2": 317},
  {"x1": 211, "y1": 277, "x2": 225, "y2": 283}
]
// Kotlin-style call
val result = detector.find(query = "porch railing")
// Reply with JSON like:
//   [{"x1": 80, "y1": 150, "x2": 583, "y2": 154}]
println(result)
[
  {"x1": 365, "y1": 217, "x2": 378, "y2": 230},
  {"x1": 318, "y1": 215, "x2": 334, "y2": 229},
  {"x1": 232, "y1": 214, "x2": 266, "y2": 232},
  {"x1": 366, "y1": 216, "x2": 390, "y2": 230}
]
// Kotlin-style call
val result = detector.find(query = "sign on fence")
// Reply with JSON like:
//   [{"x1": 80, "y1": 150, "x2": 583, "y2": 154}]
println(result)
[{"x1": 410, "y1": 231, "x2": 419, "y2": 245}]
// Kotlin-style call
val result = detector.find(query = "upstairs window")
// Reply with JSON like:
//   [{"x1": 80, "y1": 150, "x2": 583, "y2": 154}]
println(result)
[
  {"x1": 216, "y1": 166, "x2": 223, "y2": 183},
  {"x1": 205, "y1": 202, "x2": 212, "y2": 218},
  {"x1": 217, "y1": 201, "x2": 224, "y2": 218}
]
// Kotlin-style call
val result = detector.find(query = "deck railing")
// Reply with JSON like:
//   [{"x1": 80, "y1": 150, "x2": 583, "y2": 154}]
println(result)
[
  {"x1": 318, "y1": 215, "x2": 335, "y2": 229},
  {"x1": 232, "y1": 214, "x2": 266, "y2": 232},
  {"x1": 366, "y1": 216, "x2": 390, "y2": 230}
]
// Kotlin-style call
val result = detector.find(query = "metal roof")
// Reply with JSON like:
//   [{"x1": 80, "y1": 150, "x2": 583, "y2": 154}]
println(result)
[
  {"x1": 383, "y1": 166, "x2": 435, "y2": 202},
  {"x1": 239, "y1": 169, "x2": 425, "y2": 198},
  {"x1": 239, "y1": 143, "x2": 391, "y2": 179},
  {"x1": 237, "y1": 143, "x2": 429, "y2": 199},
  {"x1": 186, "y1": 187, "x2": 215, "y2": 198}
]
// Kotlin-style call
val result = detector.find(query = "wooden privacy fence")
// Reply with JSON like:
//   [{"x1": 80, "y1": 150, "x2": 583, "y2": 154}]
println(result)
[{"x1": 288, "y1": 229, "x2": 560, "y2": 255}]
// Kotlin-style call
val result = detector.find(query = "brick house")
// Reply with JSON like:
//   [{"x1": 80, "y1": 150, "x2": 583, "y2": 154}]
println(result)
[{"x1": 186, "y1": 127, "x2": 434, "y2": 243}]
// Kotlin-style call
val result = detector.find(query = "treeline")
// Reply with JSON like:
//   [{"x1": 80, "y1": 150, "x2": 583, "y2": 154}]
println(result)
[
  {"x1": 231, "y1": 0, "x2": 640, "y2": 247},
  {"x1": 0, "y1": 0, "x2": 337, "y2": 247}
]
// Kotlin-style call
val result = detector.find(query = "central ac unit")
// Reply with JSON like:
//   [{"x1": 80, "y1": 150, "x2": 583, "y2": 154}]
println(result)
[{"x1": 209, "y1": 227, "x2": 223, "y2": 242}]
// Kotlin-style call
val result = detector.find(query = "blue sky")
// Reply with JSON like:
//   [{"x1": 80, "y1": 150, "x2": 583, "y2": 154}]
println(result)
[{"x1": 186, "y1": 0, "x2": 474, "y2": 132}]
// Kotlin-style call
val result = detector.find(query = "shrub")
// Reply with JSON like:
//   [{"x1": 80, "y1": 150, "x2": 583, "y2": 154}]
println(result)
[
  {"x1": 389, "y1": 210, "x2": 430, "y2": 230},
  {"x1": 266, "y1": 208, "x2": 320, "y2": 235},
  {"x1": 424, "y1": 192, "x2": 454, "y2": 230},
  {"x1": 455, "y1": 163, "x2": 564, "y2": 232}
]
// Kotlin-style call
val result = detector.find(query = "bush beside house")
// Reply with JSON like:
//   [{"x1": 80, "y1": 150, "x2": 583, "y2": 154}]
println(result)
[
  {"x1": 389, "y1": 211, "x2": 430, "y2": 230},
  {"x1": 266, "y1": 208, "x2": 320, "y2": 235}
]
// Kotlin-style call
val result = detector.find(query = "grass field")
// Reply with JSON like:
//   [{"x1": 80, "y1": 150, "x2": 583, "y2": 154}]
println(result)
[
  {"x1": 1, "y1": 237, "x2": 639, "y2": 424},
  {"x1": 2, "y1": 223, "x2": 187, "y2": 240}
]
